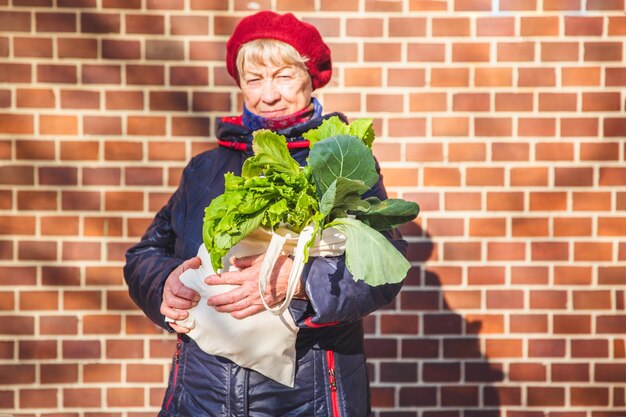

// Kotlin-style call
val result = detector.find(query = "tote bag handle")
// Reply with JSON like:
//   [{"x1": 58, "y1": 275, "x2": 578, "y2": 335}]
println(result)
[{"x1": 258, "y1": 225, "x2": 315, "y2": 316}]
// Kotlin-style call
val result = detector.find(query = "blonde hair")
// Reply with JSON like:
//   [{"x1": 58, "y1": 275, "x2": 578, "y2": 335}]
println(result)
[{"x1": 236, "y1": 39, "x2": 310, "y2": 81}]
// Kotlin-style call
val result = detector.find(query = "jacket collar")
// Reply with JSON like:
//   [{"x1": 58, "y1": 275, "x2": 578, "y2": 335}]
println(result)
[{"x1": 216, "y1": 112, "x2": 347, "y2": 151}]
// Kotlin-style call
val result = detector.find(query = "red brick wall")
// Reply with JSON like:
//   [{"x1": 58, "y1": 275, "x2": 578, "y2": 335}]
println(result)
[{"x1": 1, "y1": 0, "x2": 625, "y2": 415}]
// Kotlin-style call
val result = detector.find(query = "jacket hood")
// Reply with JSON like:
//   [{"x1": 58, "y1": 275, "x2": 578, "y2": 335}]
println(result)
[{"x1": 216, "y1": 112, "x2": 347, "y2": 152}]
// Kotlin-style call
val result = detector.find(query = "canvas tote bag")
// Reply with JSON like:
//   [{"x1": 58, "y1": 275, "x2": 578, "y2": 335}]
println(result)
[{"x1": 171, "y1": 225, "x2": 345, "y2": 387}]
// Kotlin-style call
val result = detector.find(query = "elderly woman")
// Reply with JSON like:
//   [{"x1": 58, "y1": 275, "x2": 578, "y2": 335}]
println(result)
[{"x1": 124, "y1": 11, "x2": 407, "y2": 417}]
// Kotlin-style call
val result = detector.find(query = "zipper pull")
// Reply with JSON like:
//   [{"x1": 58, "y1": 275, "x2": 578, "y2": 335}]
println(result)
[{"x1": 328, "y1": 368, "x2": 337, "y2": 392}]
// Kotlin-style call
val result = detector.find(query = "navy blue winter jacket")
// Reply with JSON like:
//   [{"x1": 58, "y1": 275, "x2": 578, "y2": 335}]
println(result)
[{"x1": 123, "y1": 113, "x2": 408, "y2": 417}]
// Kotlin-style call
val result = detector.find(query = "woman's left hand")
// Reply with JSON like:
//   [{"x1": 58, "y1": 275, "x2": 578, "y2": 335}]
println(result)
[{"x1": 204, "y1": 254, "x2": 296, "y2": 319}]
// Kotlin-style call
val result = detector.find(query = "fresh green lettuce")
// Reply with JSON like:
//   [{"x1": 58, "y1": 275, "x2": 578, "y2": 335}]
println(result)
[{"x1": 203, "y1": 117, "x2": 420, "y2": 286}]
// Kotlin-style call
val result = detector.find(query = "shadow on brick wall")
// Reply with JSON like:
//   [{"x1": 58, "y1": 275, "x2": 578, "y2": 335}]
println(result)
[{"x1": 365, "y1": 221, "x2": 504, "y2": 417}]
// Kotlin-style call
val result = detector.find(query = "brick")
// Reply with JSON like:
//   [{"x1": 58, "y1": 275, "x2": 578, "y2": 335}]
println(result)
[
  {"x1": 40, "y1": 115, "x2": 78, "y2": 135},
  {"x1": 573, "y1": 290, "x2": 612, "y2": 310},
  {"x1": 125, "y1": 167, "x2": 162, "y2": 186},
  {"x1": 146, "y1": 39, "x2": 184, "y2": 60},
  {"x1": 497, "y1": 42, "x2": 535, "y2": 62},
  {"x1": 37, "y1": 64, "x2": 77, "y2": 83},
  {"x1": 529, "y1": 339, "x2": 566, "y2": 358},
  {"x1": 554, "y1": 315, "x2": 592, "y2": 334},
  {"x1": 544, "y1": 0, "x2": 580, "y2": 8},
  {"x1": 39, "y1": 167, "x2": 78, "y2": 186},
  {"x1": 83, "y1": 167, "x2": 121, "y2": 186},
  {"x1": 170, "y1": 66, "x2": 208, "y2": 85},
  {"x1": 36, "y1": 12, "x2": 76, "y2": 32},
  {"x1": 519, "y1": 118, "x2": 556, "y2": 136},
  {"x1": 0, "y1": 267, "x2": 37, "y2": 286},
  {"x1": 366, "y1": 94, "x2": 403, "y2": 113},
  {"x1": 585, "y1": 42, "x2": 623, "y2": 61},
  {"x1": 14, "y1": 37, "x2": 53, "y2": 58},
  {"x1": 86, "y1": 266, "x2": 123, "y2": 286},
  {"x1": 475, "y1": 67, "x2": 512, "y2": 86},
  {"x1": 542, "y1": 43, "x2": 580, "y2": 64},
  {"x1": 565, "y1": 16, "x2": 603, "y2": 36},
  {"x1": 562, "y1": 66, "x2": 601, "y2": 86},
  {"x1": 519, "y1": 68, "x2": 556, "y2": 87},
  {"x1": 487, "y1": 192, "x2": 524, "y2": 211},
  {"x1": 59, "y1": 0, "x2": 97, "y2": 6},
  {"x1": 468, "y1": 217, "x2": 506, "y2": 237},
  {"x1": 40, "y1": 315, "x2": 78, "y2": 335},
  {"x1": 581, "y1": 142, "x2": 620, "y2": 161},
  {"x1": 487, "y1": 242, "x2": 525, "y2": 261},
  {"x1": 61, "y1": 90, "x2": 100, "y2": 109},
  {"x1": 433, "y1": 118, "x2": 469, "y2": 137},
  {"x1": 40, "y1": 371, "x2": 83, "y2": 395},
  {"x1": 170, "y1": 15, "x2": 210, "y2": 36},
  {"x1": 0, "y1": 365, "x2": 35, "y2": 384},
  {"x1": 62, "y1": 241, "x2": 100, "y2": 261},
  {"x1": 105, "y1": 191, "x2": 143, "y2": 211},
  {"x1": 552, "y1": 363, "x2": 590, "y2": 382},
  {"x1": 493, "y1": 143, "x2": 530, "y2": 161},
  {"x1": 62, "y1": 340, "x2": 101, "y2": 359},
  {"x1": 485, "y1": 339, "x2": 523, "y2": 358},
  {"x1": 452, "y1": 43, "x2": 490, "y2": 62},
  {"x1": 82, "y1": 64, "x2": 121, "y2": 84},
  {"x1": 84, "y1": 314, "x2": 121, "y2": 334},
  {"x1": 599, "y1": 217, "x2": 626, "y2": 236},
  {"x1": 126, "y1": 14, "x2": 164, "y2": 34},
  {"x1": 20, "y1": 291, "x2": 59, "y2": 310},
  {"x1": 18, "y1": 190, "x2": 57, "y2": 210},
  {"x1": 0, "y1": 216, "x2": 36, "y2": 235},
  {"x1": 406, "y1": 143, "x2": 442, "y2": 162},
  {"x1": 423, "y1": 362, "x2": 460, "y2": 382},
  {"x1": 149, "y1": 91, "x2": 187, "y2": 111},
  {"x1": 107, "y1": 340, "x2": 144, "y2": 359},
  {"x1": 63, "y1": 290, "x2": 101, "y2": 310},
  {"x1": 0, "y1": 114, "x2": 34, "y2": 134},
  {"x1": 388, "y1": 68, "x2": 425, "y2": 87},
  {"x1": 433, "y1": 18, "x2": 470, "y2": 36},
  {"x1": 84, "y1": 116, "x2": 121, "y2": 135},
  {"x1": 102, "y1": 39, "x2": 140, "y2": 60},
  {"x1": 453, "y1": 93, "x2": 490, "y2": 112},
  {"x1": 527, "y1": 387, "x2": 565, "y2": 406},
  {"x1": 475, "y1": 118, "x2": 512, "y2": 137},
  {"x1": 389, "y1": 18, "x2": 426, "y2": 37},
  {"x1": 445, "y1": 192, "x2": 482, "y2": 211},
  {"x1": 0, "y1": 63, "x2": 31, "y2": 83},
  {"x1": 554, "y1": 217, "x2": 592, "y2": 236},
  {"x1": 536, "y1": 142, "x2": 574, "y2": 161},
  {"x1": 561, "y1": 118, "x2": 598, "y2": 137},
  {"x1": 539, "y1": 93, "x2": 577, "y2": 111},
  {"x1": 346, "y1": 18, "x2": 383, "y2": 37},
  {"x1": 364, "y1": 43, "x2": 402, "y2": 62},
  {"x1": 302, "y1": 18, "x2": 339, "y2": 37},
  {"x1": 409, "y1": 93, "x2": 446, "y2": 112},
  {"x1": 190, "y1": 40, "x2": 226, "y2": 61},
  {"x1": 571, "y1": 388, "x2": 611, "y2": 408},
  {"x1": 443, "y1": 242, "x2": 481, "y2": 261},
  {"x1": 587, "y1": 0, "x2": 624, "y2": 9},
  {"x1": 363, "y1": 0, "x2": 401, "y2": 10},
  {"x1": 0, "y1": 316, "x2": 35, "y2": 335},
  {"x1": 511, "y1": 167, "x2": 548, "y2": 187},
  {"x1": 583, "y1": 92, "x2": 621, "y2": 111},
  {"x1": 597, "y1": 315, "x2": 626, "y2": 334},
  {"x1": 344, "y1": 68, "x2": 382, "y2": 87},
  {"x1": 106, "y1": 91, "x2": 143, "y2": 110},
  {"x1": 126, "y1": 65, "x2": 164, "y2": 85},
  {"x1": 510, "y1": 363, "x2": 547, "y2": 381},
  {"x1": 467, "y1": 167, "x2": 503, "y2": 185},
  {"x1": 127, "y1": 116, "x2": 166, "y2": 136},
  {"x1": 555, "y1": 266, "x2": 592, "y2": 285},
  {"x1": 172, "y1": 116, "x2": 210, "y2": 137},
  {"x1": 63, "y1": 388, "x2": 101, "y2": 408},
  {"x1": 407, "y1": 43, "x2": 446, "y2": 62},
  {"x1": 381, "y1": 314, "x2": 418, "y2": 334},
  {"x1": 146, "y1": 0, "x2": 183, "y2": 8},
  {"x1": 574, "y1": 242, "x2": 613, "y2": 261},
  {"x1": 62, "y1": 190, "x2": 100, "y2": 209},
  {"x1": 58, "y1": 37, "x2": 98, "y2": 59},
  {"x1": 42, "y1": 266, "x2": 80, "y2": 286},
  {"x1": 521, "y1": 16, "x2": 559, "y2": 36},
  {"x1": 604, "y1": 119, "x2": 626, "y2": 137},
  {"x1": 0, "y1": 11, "x2": 31, "y2": 31},
  {"x1": 81, "y1": 12, "x2": 120, "y2": 33},
  {"x1": 510, "y1": 314, "x2": 549, "y2": 333},
  {"x1": 486, "y1": 290, "x2": 524, "y2": 309},
  {"x1": 19, "y1": 388, "x2": 57, "y2": 408},
  {"x1": 531, "y1": 242, "x2": 568, "y2": 261},
  {"x1": 148, "y1": 142, "x2": 186, "y2": 161},
  {"x1": 609, "y1": 16, "x2": 626, "y2": 35},
  {"x1": 424, "y1": 167, "x2": 461, "y2": 186}
]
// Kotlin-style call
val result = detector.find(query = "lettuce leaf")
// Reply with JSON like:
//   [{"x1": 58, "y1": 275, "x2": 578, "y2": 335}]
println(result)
[
  {"x1": 308, "y1": 134, "x2": 379, "y2": 199},
  {"x1": 356, "y1": 197, "x2": 420, "y2": 231},
  {"x1": 326, "y1": 217, "x2": 410, "y2": 286}
]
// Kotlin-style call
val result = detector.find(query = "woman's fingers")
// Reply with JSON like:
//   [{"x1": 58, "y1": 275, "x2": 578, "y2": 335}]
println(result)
[{"x1": 160, "y1": 301, "x2": 188, "y2": 321}]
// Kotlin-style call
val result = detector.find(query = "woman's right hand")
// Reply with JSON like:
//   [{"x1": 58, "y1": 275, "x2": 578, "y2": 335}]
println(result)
[{"x1": 160, "y1": 257, "x2": 202, "y2": 333}]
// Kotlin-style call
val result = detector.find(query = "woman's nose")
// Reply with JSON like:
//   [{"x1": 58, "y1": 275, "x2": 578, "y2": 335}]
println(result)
[{"x1": 261, "y1": 80, "x2": 280, "y2": 103}]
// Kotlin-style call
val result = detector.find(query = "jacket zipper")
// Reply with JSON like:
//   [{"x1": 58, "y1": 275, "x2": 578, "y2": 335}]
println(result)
[
  {"x1": 165, "y1": 335, "x2": 182, "y2": 411},
  {"x1": 326, "y1": 350, "x2": 340, "y2": 417}
]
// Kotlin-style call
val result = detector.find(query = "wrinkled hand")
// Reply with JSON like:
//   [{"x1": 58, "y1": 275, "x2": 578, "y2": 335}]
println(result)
[
  {"x1": 205, "y1": 254, "x2": 295, "y2": 320},
  {"x1": 161, "y1": 257, "x2": 201, "y2": 333}
]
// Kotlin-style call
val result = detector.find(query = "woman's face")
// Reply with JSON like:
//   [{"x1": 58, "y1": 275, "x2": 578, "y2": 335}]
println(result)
[{"x1": 240, "y1": 62, "x2": 313, "y2": 118}]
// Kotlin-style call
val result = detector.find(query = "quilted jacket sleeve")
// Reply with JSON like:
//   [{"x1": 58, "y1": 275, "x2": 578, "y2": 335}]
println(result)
[
  {"x1": 298, "y1": 163, "x2": 409, "y2": 326},
  {"x1": 123, "y1": 171, "x2": 188, "y2": 331}
]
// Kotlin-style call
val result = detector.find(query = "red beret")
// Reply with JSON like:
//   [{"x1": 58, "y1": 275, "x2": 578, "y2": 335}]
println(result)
[{"x1": 226, "y1": 11, "x2": 332, "y2": 90}]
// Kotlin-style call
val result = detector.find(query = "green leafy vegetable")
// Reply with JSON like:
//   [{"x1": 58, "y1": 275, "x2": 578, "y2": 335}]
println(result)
[
  {"x1": 308, "y1": 134, "x2": 379, "y2": 199},
  {"x1": 326, "y1": 217, "x2": 410, "y2": 285},
  {"x1": 202, "y1": 117, "x2": 420, "y2": 286},
  {"x1": 356, "y1": 197, "x2": 421, "y2": 231}
]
